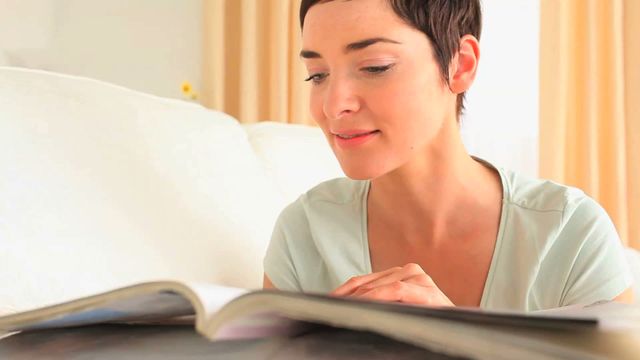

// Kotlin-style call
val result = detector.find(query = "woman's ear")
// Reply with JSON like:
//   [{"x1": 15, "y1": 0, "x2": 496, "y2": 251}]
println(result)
[{"x1": 448, "y1": 34, "x2": 480, "y2": 94}]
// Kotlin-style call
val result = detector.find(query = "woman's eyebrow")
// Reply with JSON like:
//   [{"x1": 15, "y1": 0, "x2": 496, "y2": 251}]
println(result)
[
  {"x1": 345, "y1": 37, "x2": 401, "y2": 52},
  {"x1": 300, "y1": 37, "x2": 402, "y2": 59}
]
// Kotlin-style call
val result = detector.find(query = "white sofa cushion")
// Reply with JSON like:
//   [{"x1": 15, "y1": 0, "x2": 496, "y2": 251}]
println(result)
[
  {"x1": 243, "y1": 122, "x2": 344, "y2": 204},
  {"x1": 0, "y1": 67, "x2": 285, "y2": 310},
  {"x1": 625, "y1": 247, "x2": 640, "y2": 304},
  {"x1": 1, "y1": 66, "x2": 638, "y2": 312},
  {"x1": 0, "y1": 50, "x2": 9, "y2": 66}
]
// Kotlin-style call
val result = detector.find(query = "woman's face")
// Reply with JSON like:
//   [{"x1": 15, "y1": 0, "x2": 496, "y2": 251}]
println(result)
[{"x1": 302, "y1": 0, "x2": 458, "y2": 180}]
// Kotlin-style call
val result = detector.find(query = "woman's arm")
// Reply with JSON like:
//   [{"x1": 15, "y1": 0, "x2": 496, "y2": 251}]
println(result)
[
  {"x1": 263, "y1": 274, "x2": 276, "y2": 289},
  {"x1": 613, "y1": 287, "x2": 634, "y2": 304}
]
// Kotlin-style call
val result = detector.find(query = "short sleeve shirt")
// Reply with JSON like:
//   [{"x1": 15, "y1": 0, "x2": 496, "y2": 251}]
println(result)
[{"x1": 263, "y1": 160, "x2": 633, "y2": 311}]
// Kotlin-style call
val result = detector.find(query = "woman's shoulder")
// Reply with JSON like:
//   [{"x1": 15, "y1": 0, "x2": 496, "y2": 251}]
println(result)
[
  {"x1": 489, "y1": 167, "x2": 629, "y2": 309},
  {"x1": 276, "y1": 177, "x2": 368, "y2": 227},
  {"x1": 499, "y1": 167, "x2": 593, "y2": 215},
  {"x1": 498, "y1": 167, "x2": 618, "y2": 252},
  {"x1": 301, "y1": 177, "x2": 369, "y2": 205}
]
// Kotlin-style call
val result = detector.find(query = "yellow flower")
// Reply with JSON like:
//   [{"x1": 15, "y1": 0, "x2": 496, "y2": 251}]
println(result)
[
  {"x1": 181, "y1": 81, "x2": 193, "y2": 96},
  {"x1": 180, "y1": 81, "x2": 199, "y2": 102}
]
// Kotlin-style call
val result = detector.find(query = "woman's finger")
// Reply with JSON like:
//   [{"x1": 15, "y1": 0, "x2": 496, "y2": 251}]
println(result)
[
  {"x1": 400, "y1": 273, "x2": 436, "y2": 287},
  {"x1": 331, "y1": 266, "x2": 402, "y2": 296},
  {"x1": 354, "y1": 281, "x2": 454, "y2": 307},
  {"x1": 355, "y1": 281, "x2": 418, "y2": 303},
  {"x1": 349, "y1": 274, "x2": 436, "y2": 298},
  {"x1": 353, "y1": 263, "x2": 431, "y2": 292}
]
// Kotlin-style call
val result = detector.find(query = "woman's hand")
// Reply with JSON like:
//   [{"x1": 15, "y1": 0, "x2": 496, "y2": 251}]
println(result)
[{"x1": 330, "y1": 263, "x2": 454, "y2": 307}]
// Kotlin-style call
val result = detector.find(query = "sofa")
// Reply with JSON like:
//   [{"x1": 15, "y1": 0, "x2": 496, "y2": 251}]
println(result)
[{"x1": 1, "y1": 67, "x2": 639, "y2": 313}]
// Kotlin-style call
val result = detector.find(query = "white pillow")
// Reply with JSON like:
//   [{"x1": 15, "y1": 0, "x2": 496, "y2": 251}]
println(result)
[
  {"x1": 0, "y1": 67, "x2": 284, "y2": 310},
  {"x1": 0, "y1": 51, "x2": 9, "y2": 66},
  {"x1": 243, "y1": 121, "x2": 344, "y2": 204},
  {"x1": 624, "y1": 247, "x2": 640, "y2": 304}
]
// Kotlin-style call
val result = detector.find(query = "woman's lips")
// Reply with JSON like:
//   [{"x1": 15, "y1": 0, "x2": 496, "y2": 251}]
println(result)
[{"x1": 334, "y1": 130, "x2": 380, "y2": 148}]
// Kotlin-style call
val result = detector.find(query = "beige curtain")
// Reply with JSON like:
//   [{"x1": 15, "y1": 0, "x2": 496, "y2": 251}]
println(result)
[
  {"x1": 540, "y1": 0, "x2": 640, "y2": 249},
  {"x1": 202, "y1": 0, "x2": 312, "y2": 125}
]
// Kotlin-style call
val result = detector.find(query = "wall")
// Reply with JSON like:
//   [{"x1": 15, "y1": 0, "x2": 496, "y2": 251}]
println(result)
[
  {"x1": 462, "y1": 0, "x2": 540, "y2": 177},
  {"x1": 1, "y1": 0, "x2": 539, "y2": 176},
  {"x1": 0, "y1": 0, "x2": 202, "y2": 100}
]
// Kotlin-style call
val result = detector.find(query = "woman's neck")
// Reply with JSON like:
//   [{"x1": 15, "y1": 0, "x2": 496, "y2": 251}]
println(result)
[{"x1": 368, "y1": 122, "x2": 502, "y2": 247}]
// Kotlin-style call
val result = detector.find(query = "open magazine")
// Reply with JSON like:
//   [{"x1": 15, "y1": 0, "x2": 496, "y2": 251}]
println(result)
[{"x1": 1, "y1": 280, "x2": 639, "y2": 359}]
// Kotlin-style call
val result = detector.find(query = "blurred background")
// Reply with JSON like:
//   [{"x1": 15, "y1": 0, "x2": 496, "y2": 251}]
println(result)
[{"x1": 0, "y1": 0, "x2": 637, "y2": 247}]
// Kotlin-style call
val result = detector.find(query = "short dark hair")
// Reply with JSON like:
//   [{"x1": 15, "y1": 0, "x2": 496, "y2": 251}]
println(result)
[{"x1": 299, "y1": 0, "x2": 482, "y2": 118}]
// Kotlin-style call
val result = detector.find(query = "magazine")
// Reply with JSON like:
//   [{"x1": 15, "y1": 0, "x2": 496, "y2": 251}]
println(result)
[{"x1": 1, "y1": 280, "x2": 639, "y2": 359}]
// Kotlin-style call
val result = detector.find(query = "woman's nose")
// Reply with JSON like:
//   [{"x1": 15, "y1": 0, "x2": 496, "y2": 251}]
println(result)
[{"x1": 323, "y1": 76, "x2": 360, "y2": 120}]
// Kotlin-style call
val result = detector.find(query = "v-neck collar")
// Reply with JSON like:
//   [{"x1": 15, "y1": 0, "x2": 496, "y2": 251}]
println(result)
[{"x1": 359, "y1": 156, "x2": 509, "y2": 308}]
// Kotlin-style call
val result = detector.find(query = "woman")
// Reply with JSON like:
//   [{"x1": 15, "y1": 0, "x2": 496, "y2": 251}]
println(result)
[{"x1": 263, "y1": 0, "x2": 633, "y2": 310}]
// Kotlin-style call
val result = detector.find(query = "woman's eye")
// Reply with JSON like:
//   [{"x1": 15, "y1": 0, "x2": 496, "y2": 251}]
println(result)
[
  {"x1": 304, "y1": 73, "x2": 328, "y2": 84},
  {"x1": 362, "y1": 64, "x2": 394, "y2": 74}
]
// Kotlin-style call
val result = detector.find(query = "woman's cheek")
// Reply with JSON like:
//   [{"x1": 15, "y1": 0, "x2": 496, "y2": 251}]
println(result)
[
  {"x1": 309, "y1": 92, "x2": 326, "y2": 125},
  {"x1": 367, "y1": 86, "x2": 403, "y2": 120}
]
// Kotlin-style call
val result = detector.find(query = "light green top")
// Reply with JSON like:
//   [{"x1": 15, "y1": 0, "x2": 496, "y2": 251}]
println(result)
[{"x1": 263, "y1": 160, "x2": 632, "y2": 311}]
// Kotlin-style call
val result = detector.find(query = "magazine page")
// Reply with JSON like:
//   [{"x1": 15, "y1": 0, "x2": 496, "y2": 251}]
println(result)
[
  {"x1": 534, "y1": 300, "x2": 640, "y2": 331},
  {"x1": 184, "y1": 287, "x2": 314, "y2": 340},
  {"x1": 186, "y1": 283, "x2": 248, "y2": 317},
  {"x1": 45, "y1": 283, "x2": 264, "y2": 336},
  {"x1": 267, "y1": 292, "x2": 600, "y2": 330},
  {"x1": 200, "y1": 290, "x2": 606, "y2": 342},
  {"x1": 0, "y1": 281, "x2": 197, "y2": 332},
  {"x1": 23, "y1": 292, "x2": 195, "y2": 331},
  {"x1": 202, "y1": 291, "x2": 601, "y2": 359}
]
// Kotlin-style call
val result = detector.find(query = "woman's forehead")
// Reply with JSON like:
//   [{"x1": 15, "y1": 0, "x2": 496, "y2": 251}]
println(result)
[
  {"x1": 304, "y1": 0, "x2": 402, "y2": 33},
  {"x1": 301, "y1": 0, "x2": 417, "y2": 52}
]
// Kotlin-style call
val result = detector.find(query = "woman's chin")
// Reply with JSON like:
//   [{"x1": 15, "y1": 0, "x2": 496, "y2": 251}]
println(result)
[{"x1": 340, "y1": 163, "x2": 387, "y2": 181}]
